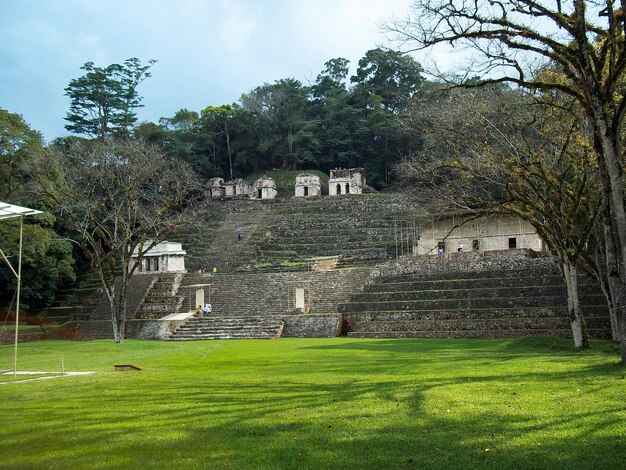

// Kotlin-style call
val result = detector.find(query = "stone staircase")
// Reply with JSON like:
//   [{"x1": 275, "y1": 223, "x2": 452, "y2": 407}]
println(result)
[
  {"x1": 341, "y1": 253, "x2": 612, "y2": 339},
  {"x1": 177, "y1": 269, "x2": 371, "y2": 316},
  {"x1": 176, "y1": 200, "x2": 275, "y2": 274},
  {"x1": 167, "y1": 269, "x2": 371, "y2": 340},
  {"x1": 168, "y1": 315, "x2": 284, "y2": 340},
  {"x1": 135, "y1": 274, "x2": 185, "y2": 319},
  {"x1": 248, "y1": 194, "x2": 420, "y2": 271}
]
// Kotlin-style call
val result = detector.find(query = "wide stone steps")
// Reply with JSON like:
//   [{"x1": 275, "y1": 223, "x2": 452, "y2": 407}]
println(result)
[
  {"x1": 349, "y1": 285, "x2": 601, "y2": 302},
  {"x1": 339, "y1": 295, "x2": 606, "y2": 312},
  {"x1": 353, "y1": 306, "x2": 609, "y2": 321},
  {"x1": 362, "y1": 274, "x2": 567, "y2": 292},
  {"x1": 342, "y1": 259, "x2": 612, "y2": 339},
  {"x1": 168, "y1": 315, "x2": 284, "y2": 340},
  {"x1": 350, "y1": 316, "x2": 610, "y2": 332},
  {"x1": 347, "y1": 329, "x2": 610, "y2": 339},
  {"x1": 135, "y1": 274, "x2": 184, "y2": 319}
]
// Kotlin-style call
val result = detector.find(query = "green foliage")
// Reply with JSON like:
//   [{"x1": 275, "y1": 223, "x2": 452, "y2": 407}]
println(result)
[
  {"x1": 351, "y1": 48, "x2": 424, "y2": 112},
  {"x1": 0, "y1": 219, "x2": 76, "y2": 309},
  {"x1": 0, "y1": 108, "x2": 44, "y2": 200},
  {"x1": 64, "y1": 58, "x2": 156, "y2": 140},
  {"x1": 0, "y1": 108, "x2": 76, "y2": 310},
  {"x1": 145, "y1": 49, "x2": 424, "y2": 189},
  {"x1": 0, "y1": 338, "x2": 624, "y2": 468}
]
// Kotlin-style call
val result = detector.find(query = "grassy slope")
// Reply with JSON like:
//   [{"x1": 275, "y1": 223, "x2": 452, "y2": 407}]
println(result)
[{"x1": 0, "y1": 338, "x2": 624, "y2": 469}]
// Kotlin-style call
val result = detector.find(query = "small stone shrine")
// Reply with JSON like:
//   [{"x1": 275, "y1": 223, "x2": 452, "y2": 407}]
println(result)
[
  {"x1": 132, "y1": 241, "x2": 187, "y2": 273},
  {"x1": 328, "y1": 168, "x2": 366, "y2": 196},
  {"x1": 294, "y1": 173, "x2": 321, "y2": 198},
  {"x1": 250, "y1": 176, "x2": 278, "y2": 200},
  {"x1": 223, "y1": 178, "x2": 249, "y2": 197},
  {"x1": 207, "y1": 177, "x2": 225, "y2": 198},
  {"x1": 207, "y1": 177, "x2": 250, "y2": 199}
]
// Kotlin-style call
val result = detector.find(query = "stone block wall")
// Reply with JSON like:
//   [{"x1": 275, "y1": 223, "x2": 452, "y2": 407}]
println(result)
[{"x1": 282, "y1": 315, "x2": 341, "y2": 337}]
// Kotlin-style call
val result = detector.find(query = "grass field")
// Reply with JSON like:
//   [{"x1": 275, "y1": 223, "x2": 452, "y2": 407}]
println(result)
[{"x1": 0, "y1": 337, "x2": 625, "y2": 469}]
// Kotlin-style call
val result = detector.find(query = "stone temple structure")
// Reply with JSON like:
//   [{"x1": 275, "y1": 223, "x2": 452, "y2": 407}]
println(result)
[
  {"x1": 294, "y1": 173, "x2": 321, "y2": 198},
  {"x1": 207, "y1": 177, "x2": 225, "y2": 198},
  {"x1": 415, "y1": 213, "x2": 544, "y2": 255},
  {"x1": 132, "y1": 241, "x2": 187, "y2": 273},
  {"x1": 250, "y1": 176, "x2": 278, "y2": 200},
  {"x1": 328, "y1": 168, "x2": 366, "y2": 196},
  {"x1": 207, "y1": 177, "x2": 250, "y2": 199}
]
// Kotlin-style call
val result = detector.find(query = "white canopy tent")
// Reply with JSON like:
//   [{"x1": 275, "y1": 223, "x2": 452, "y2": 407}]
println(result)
[{"x1": 0, "y1": 202, "x2": 43, "y2": 377}]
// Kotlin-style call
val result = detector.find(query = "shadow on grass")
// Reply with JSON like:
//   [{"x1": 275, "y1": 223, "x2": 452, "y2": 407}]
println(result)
[{"x1": 0, "y1": 337, "x2": 624, "y2": 469}]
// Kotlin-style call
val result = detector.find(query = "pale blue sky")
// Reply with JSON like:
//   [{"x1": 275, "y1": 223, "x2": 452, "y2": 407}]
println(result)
[{"x1": 0, "y1": 0, "x2": 425, "y2": 142}]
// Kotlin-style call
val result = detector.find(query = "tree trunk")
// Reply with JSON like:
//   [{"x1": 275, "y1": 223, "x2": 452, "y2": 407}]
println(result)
[
  {"x1": 599, "y1": 207, "x2": 622, "y2": 341},
  {"x1": 226, "y1": 130, "x2": 233, "y2": 181},
  {"x1": 114, "y1": 271, "x2": 129, "y2": 344},
  {"x1": 594, "y1": 126, "x2": 626, "y2": 363},
  {"x1": 563, "y1": 260, "x2": 589, "y2": 349}
]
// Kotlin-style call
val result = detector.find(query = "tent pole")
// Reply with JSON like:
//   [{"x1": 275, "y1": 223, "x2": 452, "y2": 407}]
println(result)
[{"x1": 13, "y1": 216, "x2": 24, "y2": 378}]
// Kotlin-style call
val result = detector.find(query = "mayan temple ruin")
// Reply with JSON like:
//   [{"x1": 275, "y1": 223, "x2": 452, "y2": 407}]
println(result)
[{"x1": 27, "y1": 168, "x2": 609, "y2": 344}]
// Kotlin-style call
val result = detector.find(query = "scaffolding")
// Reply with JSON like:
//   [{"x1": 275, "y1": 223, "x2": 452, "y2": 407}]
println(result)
[{"x1": 0, "y1": 202, "x2": 43, "y2": 378}]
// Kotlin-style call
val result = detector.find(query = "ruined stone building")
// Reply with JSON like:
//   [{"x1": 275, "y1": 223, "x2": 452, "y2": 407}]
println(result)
[
  {"x1": 294, "y1": 173, "x2": 321, "y2": 197},
  {"x1": 207, "y1": 177, "x2": 250, "y2": 199},
  {"x1": 250, "y1": 176, "x2": 278, "y2": 200},
  {"x1": 328, "y1": 168, "x2": 366, "y2": 195},
  {"x1": 207, "y1": 176, "x2": 274, "y2": 200},
  {"x1": 132, "y1": 241, "x2": 187, "y2": 273},
  {"x1": 415, "y1": 213, "x2": 544, "y2": 255}
]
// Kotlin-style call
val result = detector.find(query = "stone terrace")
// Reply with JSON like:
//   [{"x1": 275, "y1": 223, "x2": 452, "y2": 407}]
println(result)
[
  {"x1": 341, "y1": 251, "x2": 611, "y2": 339},
  {"x1": 166, "y1": 269, "x2": 371, "y2": 340},
  {"x1": 248, "y1": 193, "x2": 421, "y2": 270}
]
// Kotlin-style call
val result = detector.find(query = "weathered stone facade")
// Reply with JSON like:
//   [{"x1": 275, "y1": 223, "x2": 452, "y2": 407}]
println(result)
[
  {"x1": 207, "y1": 177, "x2": 250, "y2": 199},
  {"x1": 250, "y1": 176, "x2": 278, "y2": 200},
  {"x1": 294, "y1": 173, "x2": 321, "y2": 198},
  {"x1": 282, "y1": 315, "x2": 341, "y2": 337},
  {"x1": 415, "y1": 213, "x2": 543, "y2": 256},
  {"x1": 132, "y1": 241, "x2": 187, "y2": 273},
  {"x1": 328, "y1": 168, "x2": 366, "y2": 195}
]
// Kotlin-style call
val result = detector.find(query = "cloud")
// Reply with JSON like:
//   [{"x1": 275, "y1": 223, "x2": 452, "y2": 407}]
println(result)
[{"x1": 0, "y1": 0, "x2": 417, "y2": 141}]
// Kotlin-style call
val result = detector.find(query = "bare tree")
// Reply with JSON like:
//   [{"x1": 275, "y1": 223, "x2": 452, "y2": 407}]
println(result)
[
  {"x1": 388, "y1": 0, "x2": 626, "y2": 362},
  {"x1": 396, "y1": 85, "x2": 602, "y2": 348},
  {"x1": 34, "y1": 138, "x2": 201, "y2": 343}
]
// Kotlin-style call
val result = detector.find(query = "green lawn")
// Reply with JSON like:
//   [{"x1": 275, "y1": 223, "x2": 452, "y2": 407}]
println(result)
[{"x1": 0, "y1": 337, "x2": 624, "y2": 469}]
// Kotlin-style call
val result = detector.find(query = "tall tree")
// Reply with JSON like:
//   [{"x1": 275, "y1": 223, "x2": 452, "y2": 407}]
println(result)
[
  {"x1": 311, "y1": 58, "x2": 362, "y2": 171},
  {"x1": 32, "y1": 138, "x2": 200, "y2": 343},
  {"x1": 64, "y1": 58, "x2": 156, "y2": 140},
  {"x1": 397, "y1": 85, "x2": 602, "y2": 348},
  {"x1": 200, "y1": 105, "x2": 238, "y2": 180},
  {"x1": 0, "y1": 109, "x2": 76, "y2": 309},
  {"x1": 388, "y1": 0, "x2": 626, "y2": 362},
  {"x1": 350, "y1": 48, "x2": 424, "y2": 113},
  {"x1": 349, "y1": 49, "x2": 425, "y2": 186},
  {"x1": 239, "y1": 79, "x2": 319, "y2": 170},
  {"x1": 0, "y1": 108, "x2": 44, "y2": 200}
]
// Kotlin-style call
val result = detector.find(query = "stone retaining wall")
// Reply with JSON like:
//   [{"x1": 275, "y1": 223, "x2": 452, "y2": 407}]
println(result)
[{"x1": 282, "y1": 315, "x2": 341, "y2": 337}]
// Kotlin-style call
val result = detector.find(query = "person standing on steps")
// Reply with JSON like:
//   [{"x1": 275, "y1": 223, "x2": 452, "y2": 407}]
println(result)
[
  {"x1": 212, "y1": 266, "x2": 217, "y2": 276},
  {"x1": 236, "y1": 230, "x2": 241, "y2": 241},
  {"x1": 458, "y1": 242, "x2": 464, "y2": 253}
]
